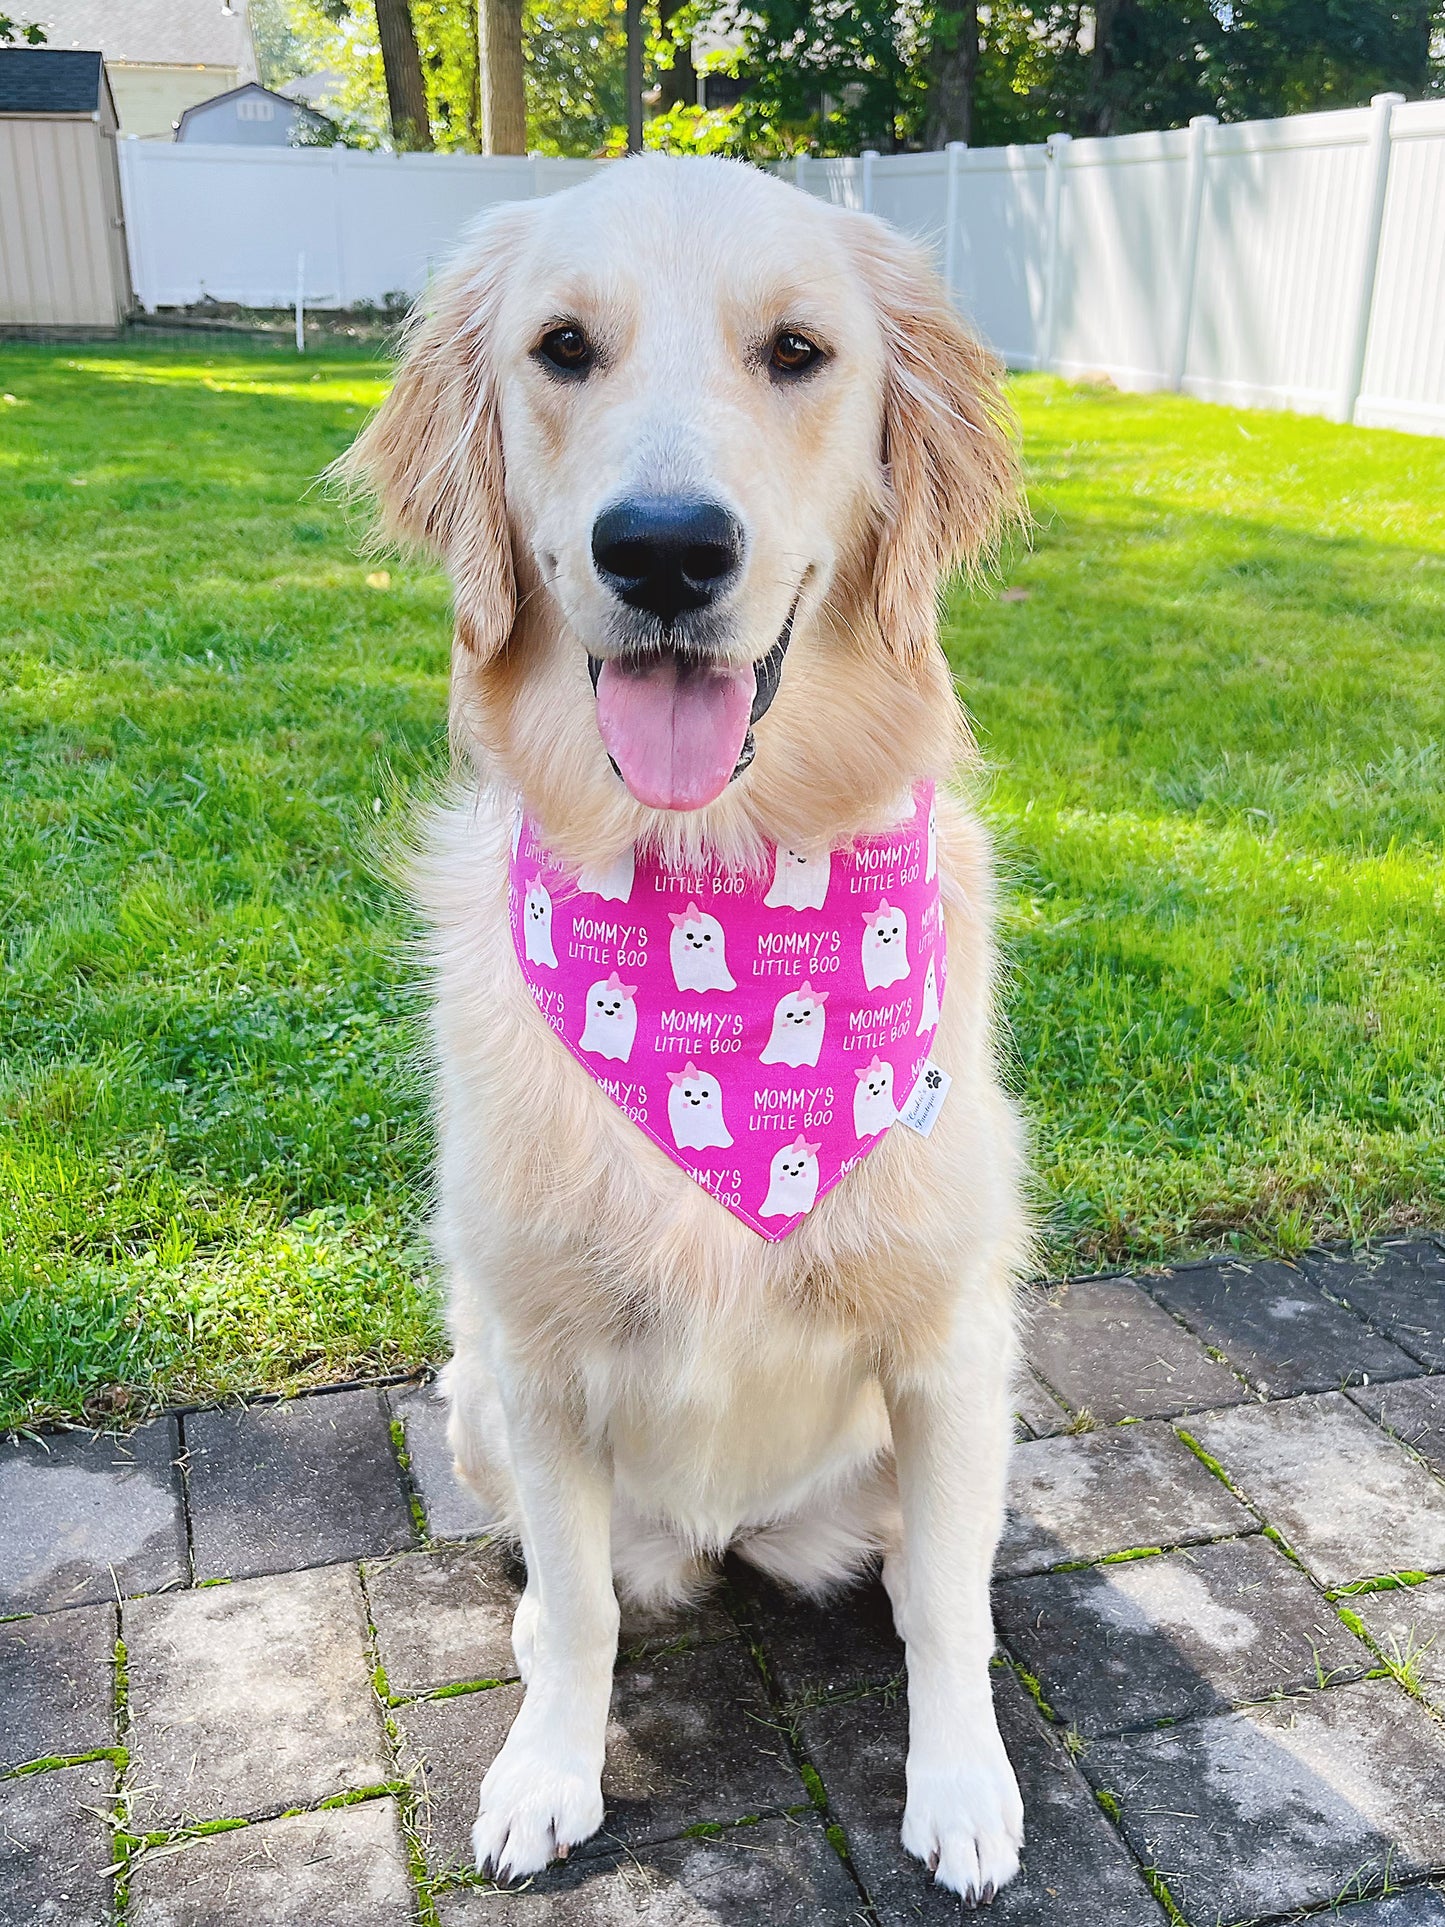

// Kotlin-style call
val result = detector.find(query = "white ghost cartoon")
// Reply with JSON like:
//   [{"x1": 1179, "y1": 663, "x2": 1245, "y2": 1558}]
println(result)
[
  {"x1": 667, "y1": 1061, "x2": 733, "y2": 1150},
  {"x1": 759, "y1": 982, "x2": 829, "y2": 1068},
  {"x1": 925, "y1": 795, "x2": 938, "y2": 882},
  {"x1": 759, "y1": 1136, "x2": 822, "y2": 1219},
  {"x1": 853, "y1": 1056, "x2": 896, "y2": 1137},
  {"x1": 578, "y1": 845, "x2": 635, "y2": 904},
  {"x1": 579, "y1": 972, "x2": 637, "y2": 1061},
  {"x1": 669, "y1": 901, "x2": 736, "y2": 993},
  {"x1": 916, "y1": 953, "x2": 941, "y2": 1034},
  {"x1": 522, "y1": 877, "x2": 558, "y2": 968},
  {"x1": 860, "y1": 899, "x2": 909, "y2": 990},
  {"x1": 764, "y1": 845, "x2": 830, "y2": 912}
]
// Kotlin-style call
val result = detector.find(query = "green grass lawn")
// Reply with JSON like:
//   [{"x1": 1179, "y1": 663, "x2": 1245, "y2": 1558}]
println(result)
[{"x1": 2, "y1": 337, "x2": 1442, "y2": 1428}]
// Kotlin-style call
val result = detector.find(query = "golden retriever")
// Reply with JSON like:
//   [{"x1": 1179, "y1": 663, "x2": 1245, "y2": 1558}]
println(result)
[{"x1": 342, "y1": 154, "x2": 1028, "y2": 1904}]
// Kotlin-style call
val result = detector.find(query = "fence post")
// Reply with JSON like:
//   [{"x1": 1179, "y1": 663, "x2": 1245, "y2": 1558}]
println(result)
[
  {"x1": 1041, "y1": 131, "x2": 1071, "y2": 373},
  {"x1": 793, "y1": 152, "x2": 808, "y2": 193},
  {"x1": 1170, "y1": 114, "x2": 1215, "y2": 392},
  {"x1": 861, "y1": 148, "x2": 878, "y2": 213},
  {"x1": 943, "y1": 140, "x2": 966, "y2": 298},
  {"x1": 115, "y1": 137, "x2": 145, "y2": 313},
  {"x1": 1339, "y1": 91, "x2": 1404, "y2": 424},
  {"x1": 332, "y1": 146, "x2": 348, "y2": 310}
]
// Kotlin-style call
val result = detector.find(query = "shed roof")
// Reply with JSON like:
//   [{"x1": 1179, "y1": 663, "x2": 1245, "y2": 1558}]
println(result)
[
  {"x1": 31, "y1": 0, "x2": 255, "y2": 71},
  {"x1": 0, "y1": 46, "x2": 106, "y2": 114}
]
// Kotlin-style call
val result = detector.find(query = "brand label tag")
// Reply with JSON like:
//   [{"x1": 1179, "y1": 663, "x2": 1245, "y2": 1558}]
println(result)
[{"x1": 897, "y1": 1059, "x2": 951, "y2": 1138}]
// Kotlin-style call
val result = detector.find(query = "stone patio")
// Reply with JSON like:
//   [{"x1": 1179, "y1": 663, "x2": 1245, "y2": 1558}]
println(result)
[{"x1": 5, "y1": 1236, "x2": 1445, "y2": 1926}]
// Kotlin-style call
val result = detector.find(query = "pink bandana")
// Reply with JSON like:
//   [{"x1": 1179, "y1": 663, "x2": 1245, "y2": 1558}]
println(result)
[{"x1": 509, "y1": 786, "x2": 945, "y2": 1240}]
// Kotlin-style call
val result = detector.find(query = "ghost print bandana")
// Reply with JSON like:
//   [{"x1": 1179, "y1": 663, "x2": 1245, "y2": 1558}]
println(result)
[{"x1": 509, "y1": 786, "x2": 946, "y2": 1240}]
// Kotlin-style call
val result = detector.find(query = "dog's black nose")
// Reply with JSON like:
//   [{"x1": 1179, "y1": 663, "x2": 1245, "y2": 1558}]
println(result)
[{"x1": 592, "y1": 496, "x2": 743, "y2": 624}]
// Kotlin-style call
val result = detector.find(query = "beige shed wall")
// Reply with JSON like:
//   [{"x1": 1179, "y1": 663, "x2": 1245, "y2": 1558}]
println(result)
[
  {"x1": 107, "y1": 64, "x2": 241, "y2": 139},
  {"x1": 0, "y1": 115, "x2": 130, "y2": 327}
]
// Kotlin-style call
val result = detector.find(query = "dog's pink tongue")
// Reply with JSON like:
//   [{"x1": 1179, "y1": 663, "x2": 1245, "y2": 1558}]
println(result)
[{"x1": 595, "y1": 655, "x2": 754, "y2": 811}]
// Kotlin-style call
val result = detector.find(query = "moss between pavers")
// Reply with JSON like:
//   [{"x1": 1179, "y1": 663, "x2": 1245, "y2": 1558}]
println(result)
[
  {"x1": 1092, "y1": 1788, "x2": 1188, "y2": 1925},
  {"x1": 1331, "y1": 1571, "x2": 1433, "y2": 1598},
  {"x1": 387, "y1": 1415, "x2": 431, "y2": 1543},
  {"x1": 0, "y1": 1746, "x2": 127, "y2": 1781}
]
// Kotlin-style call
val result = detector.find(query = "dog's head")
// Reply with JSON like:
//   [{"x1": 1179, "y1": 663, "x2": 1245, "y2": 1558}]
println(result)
[{"x1": 341, "y1": 157, "x2": 1017, "y2": 860}]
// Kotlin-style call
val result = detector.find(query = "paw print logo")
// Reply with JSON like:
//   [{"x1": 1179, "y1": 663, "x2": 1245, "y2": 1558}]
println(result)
[{"x1": 924, "y1": 1068, "x2": 943, "y2": 1091}]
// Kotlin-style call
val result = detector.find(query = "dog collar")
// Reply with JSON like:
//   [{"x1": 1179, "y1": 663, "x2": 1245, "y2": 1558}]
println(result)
[{"x1": 509, "y1": 785, "x2": 945, "y2": 1240}]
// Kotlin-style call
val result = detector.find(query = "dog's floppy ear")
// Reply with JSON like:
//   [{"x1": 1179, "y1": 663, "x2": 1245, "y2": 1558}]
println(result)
[
  {"x1": 849, "y1": 216, "x2": 1020, "y2": 667},
  {"x1": 334, "y1": 203, "x2": 530, "y2": 662}
]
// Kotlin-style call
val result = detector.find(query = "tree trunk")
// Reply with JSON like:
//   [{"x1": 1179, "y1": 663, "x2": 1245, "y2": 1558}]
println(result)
[
  {"x1": 657, "y1": 0, "x2": 696, "y2": 111},
  {"x1": 468, "y1": 0, "x2": 482, "y2": 150},
  {"x1": 625, "y1": 0, "x2": 643, "y2": 150},
  {"x1": 1084, "y1": 0, "x2": 1122, "y2": 136},
  {"x1": 375, "y1": 0, "x2": 433, "y2": 150},
  {"x1": 481, "y1": 0, "x2": 526, "y2": 155},
  {"x1": 926, "y1": 0, "x2": 977, "y2": 148}
]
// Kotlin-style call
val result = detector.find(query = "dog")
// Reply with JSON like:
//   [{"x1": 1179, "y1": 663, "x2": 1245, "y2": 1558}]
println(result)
[{"x1": 341, "y1": 154, "x2": 1029, "y2": 1904}]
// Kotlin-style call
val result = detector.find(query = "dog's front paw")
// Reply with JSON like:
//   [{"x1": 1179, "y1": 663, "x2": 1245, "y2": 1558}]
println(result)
[
  {"x1": 472, "y1": 1735, "x2": 604, "y2": 1882},
  {"x1": 901, "y1": 1737, "x2": 1024, "y2": 1905}
]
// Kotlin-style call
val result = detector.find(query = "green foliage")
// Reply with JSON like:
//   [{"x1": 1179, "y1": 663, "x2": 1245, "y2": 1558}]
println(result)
[
  {"x1": 702, "y1": 0, "x2": 928, "y2": 154},
  {"x1": 0, "y1": 344, "x2": 1441, "y2": 1426},
  {"x1": 239, "y1": 0, "x2": 1445, "y2": 161},
  {"x1": 0, "y1": 14, "x2": 46, "y2": 42},
  {"x1": 1214, "y1": 0, "x2": 1440, "y2": 121},
  {"x1": 952, "y1": 0, "x2": 1441, "y2": 151},
  {"x1": 250, "y1": 0, "x2": 480, "y2": 150},
  {"x1": 524, "y1": 0, "x2": 627, "y2": 155},
  {"x1": 414, "y1": 0, "x2": 482, "y2": 152}
]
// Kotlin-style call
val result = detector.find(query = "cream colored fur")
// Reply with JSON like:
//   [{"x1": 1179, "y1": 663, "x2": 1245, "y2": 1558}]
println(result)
[{"x1": 342, "y1": 154, "x2": 1031, "y2": 1904}]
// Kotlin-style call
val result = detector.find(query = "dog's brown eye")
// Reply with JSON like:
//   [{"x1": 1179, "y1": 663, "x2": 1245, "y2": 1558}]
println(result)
[
  {"x1": 536, "y1": 325, "x2": 594, "y2": 376},
  {"x1": 769, "y1": 330, "x2": 823, "y2": 378}
]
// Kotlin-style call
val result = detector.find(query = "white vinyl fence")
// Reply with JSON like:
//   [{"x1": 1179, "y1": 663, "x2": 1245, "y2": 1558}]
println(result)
[
  {"x1": 117, "y1": 95, "x2": 1445, "y2": 435},
  {"x1": 115, "y1": 142, "x2": 599, "y2": 313},
  {"x1": 791, "y1": 95, "x2": 1445, "y2": 435}
]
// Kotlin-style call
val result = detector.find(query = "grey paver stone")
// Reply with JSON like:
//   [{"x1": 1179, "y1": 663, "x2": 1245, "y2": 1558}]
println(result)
[
  {"x1": 0, "y1": 1602, "x2": 115, "y2": 1772},
  {"x1": 1023, "y1": 1275, "x2": 1246, "y2": 1422},
  {"x1": 1349, "y1": 1577, "x2": 1445, "y2": 1707},
  {"x1": 1014, "y1": 1370, "x2": 1071, "y2": 1439},
  {"x1": 995, "y1": 1535, "x2": 1363, "y2": 1737},
  {"x1": 0, "y1": 1418, "x2": 185, "y2": 1614},
  {"x1": 433, "y1": 1816, "x2": 863, "y2": 1923},
  {"x1": 186, "y1": 1387, "x2": 415, "y2": 1580},
  {"x1": 738, "y1": 1566, "x2": 903, "y2": 1707},
  {"x1": 998, "y1": 1421, "x2": 1251, "y2": 1578},
  {"x1": 389, "y1": 1380, "x2": 494, "y2": 1541},
  {"x1": 1086, "y1": 1677, "x2": 1445, "y2": 1926},
  {"x1": 1187, "y1": 1393, "x2": 1445, "y2": 1587},
  {"x1": 0, "y1": 1760, "x2": 114, "y2": 1927},
  {"x1": 125, "y1": 1562, "x2": 387, "y2": 1827},
  {"x1": 1333, "y1": 1893, "x2": 1445, "y2": 1925},
  {"x1": 127, "y1": 1794, "x2": 414, "y2": 1927},
  {"x1": 801, "y1": 1665, "x2": 1164, "y2": 1925},
  {"x1": 1302, "y1": 1241, "x2": 1445, "y2": 1370},
  {"x1": 367, "y1": 1544, "x2": 734, "y2": 1699},
  {"x1": 1144, "y1": 1258, "x2": 1420, "y2": 1397},
  {"x1": 396, "y1": 1640, "x2": 799, "y2": 1874},
  {"x1": 1350, "y1": 1375, "x2": 1445, "y2": 1480},
  {"x1": 367, "y1": 1543, "x2": 525, "y2": 1696}
]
